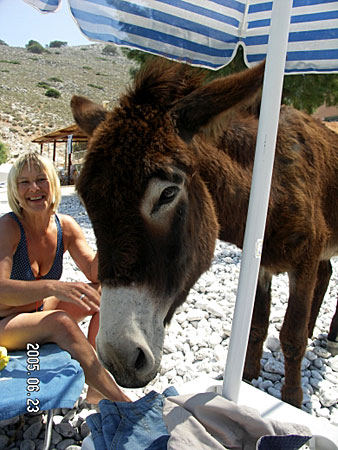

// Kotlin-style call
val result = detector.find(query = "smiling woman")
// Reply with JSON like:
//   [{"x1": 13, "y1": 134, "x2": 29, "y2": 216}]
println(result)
[
  {"x1": 7, "y1": 153, "x2": 60, "y2": 219},
  {"x1": 0, "y1": 152, "x2": 130, "y2": 405}
]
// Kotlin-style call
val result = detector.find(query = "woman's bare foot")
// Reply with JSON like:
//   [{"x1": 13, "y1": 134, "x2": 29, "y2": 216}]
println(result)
[
  {"x1": 86, "y1": 386, "x2": 104, "y2": 405},
  {"x1": 86, "y1": 385, "x2": 131, "y2": 404}
]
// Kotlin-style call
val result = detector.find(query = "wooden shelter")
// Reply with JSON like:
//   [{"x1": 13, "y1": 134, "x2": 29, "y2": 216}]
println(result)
[{"x1": 32, "y1": 124, "x2": 88, "y2": 184}]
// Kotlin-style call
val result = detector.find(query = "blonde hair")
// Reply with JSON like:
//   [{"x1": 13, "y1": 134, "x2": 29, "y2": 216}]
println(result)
[{"x1": 7, "y1": 152, "x2": 61, "y2": 218}]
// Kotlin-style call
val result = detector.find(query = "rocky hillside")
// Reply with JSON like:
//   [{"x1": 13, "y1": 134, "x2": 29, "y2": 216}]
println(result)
[
  {"x1": 0, "y1": 42, "x2": 136, "y2": 163},
  {"x1": 1, "y1": 42, "x2": 336, "y2": 167}
]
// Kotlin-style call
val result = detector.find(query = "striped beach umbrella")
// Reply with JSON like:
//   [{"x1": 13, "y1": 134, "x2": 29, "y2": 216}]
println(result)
[
  {"x1": 24, "y1": 0, "x2": 338, "y2": 404},
  {"x1": 24, "y1": 0, "x2": 338, "y2": 73}
]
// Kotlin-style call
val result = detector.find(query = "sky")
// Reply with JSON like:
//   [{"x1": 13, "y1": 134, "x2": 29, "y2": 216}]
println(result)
[{"x1": 0, "y1": 0, "x2": 91, "y2": 47}]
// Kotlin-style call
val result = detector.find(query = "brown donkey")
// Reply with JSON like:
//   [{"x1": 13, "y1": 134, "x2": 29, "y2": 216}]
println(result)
[{"x1": 71, "y1": 60, "x2": 338, "y2": 408}]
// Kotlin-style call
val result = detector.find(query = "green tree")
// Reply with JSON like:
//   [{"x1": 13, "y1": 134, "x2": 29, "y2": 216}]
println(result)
[
  {"x1": 73, "y1": 142, "x2": 87, "y2": 153},
  {"x1": 282, "y1": 74, "x2": 338, "y2": 114},
  {"x1": 121, "y1": 48, "x2": 152, "y2": 78},
  {"x1": 0, "y1": 39, "x2": 8, "y2": 46},
  {"x1": 45, "y1": 88, "x2": 61, "y2": 98},
  {"x1": 123, "y1": 46, "x2": 338, "y2": 114},
  {"x1": 0, "y1": 141, "x2": 8, "y2": 164},
  {"x1": 122, "y1": 46, "x2": 247, "y2": 80},
  {"x1": 102, "y1": 44, "x2": 117, "y2": 56},
  {"x1": 49, "y1": 40, "x2": 67, "y2": 48},
  {"x1": 26, "y1": 40, "x2": 46, "y2": 54},
  {"x1": 37, "y1": 81, "x2": 50, "y2": 89}
]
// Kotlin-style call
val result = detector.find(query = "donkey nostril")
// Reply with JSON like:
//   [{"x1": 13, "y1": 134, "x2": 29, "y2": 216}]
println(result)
[{"x1": 134, "y1": 347, "x2": 147, "y2": 371}]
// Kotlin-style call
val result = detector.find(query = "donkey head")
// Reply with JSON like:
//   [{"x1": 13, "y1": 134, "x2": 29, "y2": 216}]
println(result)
[{"x1": 71, "y1": 59, "x2": 264, "y2": 387}]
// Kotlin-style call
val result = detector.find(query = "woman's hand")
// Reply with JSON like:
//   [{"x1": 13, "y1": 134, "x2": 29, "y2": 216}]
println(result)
[{"x1": 50, "y1": 280, "x2": 100, "y2": 312}]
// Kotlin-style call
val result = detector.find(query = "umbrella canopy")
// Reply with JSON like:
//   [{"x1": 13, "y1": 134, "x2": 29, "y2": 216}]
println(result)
[{"x1": 25, "y1": 0, "x2": 338, "y2": 73}]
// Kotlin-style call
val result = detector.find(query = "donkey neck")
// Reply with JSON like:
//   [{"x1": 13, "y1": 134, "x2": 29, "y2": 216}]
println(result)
[{"x1": 196, "y1": 137, "x2": 254, "y2": 249}]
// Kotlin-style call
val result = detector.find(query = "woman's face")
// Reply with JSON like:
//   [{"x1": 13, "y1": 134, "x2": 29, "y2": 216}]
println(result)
[{"x1": 17, "y1": 163, "x2": 52, "y2": 214}]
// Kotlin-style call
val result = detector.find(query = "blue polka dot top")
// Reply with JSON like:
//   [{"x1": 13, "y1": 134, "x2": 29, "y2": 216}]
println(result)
[{"x1": 9, "y1": 212, "x2": 64, "y2": 281}]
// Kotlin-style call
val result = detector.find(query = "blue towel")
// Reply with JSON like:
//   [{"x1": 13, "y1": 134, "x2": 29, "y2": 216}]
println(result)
[
  {"x1": 0, "y1": 343, "x2": 85, "y2": 420},
  {"x1": 87, "y1": 386, "x2": 178, "y2": 450}
]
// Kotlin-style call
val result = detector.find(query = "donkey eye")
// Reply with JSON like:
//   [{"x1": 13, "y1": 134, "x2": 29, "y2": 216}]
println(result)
[{"x1": 158, "y1": 186, "x2": 179, "y2": 206}]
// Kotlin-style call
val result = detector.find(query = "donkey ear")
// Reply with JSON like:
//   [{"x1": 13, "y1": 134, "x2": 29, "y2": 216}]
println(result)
[
  {"x1": 171, "y1": 60, "x2": 265, "y2": 143},
  {"x1": 71, "y1": 95, "x2": 107, "y2": 136}
]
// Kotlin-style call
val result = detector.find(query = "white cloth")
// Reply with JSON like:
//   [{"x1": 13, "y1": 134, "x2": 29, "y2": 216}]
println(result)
[{"x1": 163, "y1": 392, "x2": 311, "y2": 450}]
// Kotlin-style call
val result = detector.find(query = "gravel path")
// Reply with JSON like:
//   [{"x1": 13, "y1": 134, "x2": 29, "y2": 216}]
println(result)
[{"x1": 0, "y1": 186, "x2": 337, "y2": 449}]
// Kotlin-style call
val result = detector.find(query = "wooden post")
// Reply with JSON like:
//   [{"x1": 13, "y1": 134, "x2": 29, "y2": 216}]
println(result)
[
  {"x1": 53, "y1": 141, "x2": 56, "y2": 162},
  {"x1": 68, "y1": 152, "x2": 72, "y2": 184},
  {"x1": 64, "y1": 143, "x2": 67, "y2": 168},
  {"x1": 67, "y1": 135, "x2": 73, "y2": 185}
]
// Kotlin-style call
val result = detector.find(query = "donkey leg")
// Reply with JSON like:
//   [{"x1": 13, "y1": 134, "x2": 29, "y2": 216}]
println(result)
[
  {"x1": 243, "y1": 268, "x2": 272, "y2": 382},
  {"x1": 307, "y1": 260, "x2": 332, "y2": 338},
  {"x1": 327, "y1": 298, "x2": 338, "y2": 356},
  {"x1": 280, "y1": 262, "x2": 319, "y2": 408}
]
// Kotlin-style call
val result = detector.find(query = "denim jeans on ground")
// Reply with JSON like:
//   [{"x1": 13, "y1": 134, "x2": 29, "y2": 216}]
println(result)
[{"x1": 86, "y1": 386, "x2": 178, "y2": 450}]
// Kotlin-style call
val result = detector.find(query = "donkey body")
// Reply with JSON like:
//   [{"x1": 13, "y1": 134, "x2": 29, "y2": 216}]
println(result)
[{"x1": 71, "y1": 60, "x2": 338, "y2": 408}]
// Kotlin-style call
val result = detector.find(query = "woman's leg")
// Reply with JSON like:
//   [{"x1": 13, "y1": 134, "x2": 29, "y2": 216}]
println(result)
[
  {"x1": 0, "y1": 310, "x2": 130, "y2": 402},
  {"x1": 85, "y1": 312, "x2": 105, "y2": 403},
  {"x1": 44, "y1": 297, "x2": 106, "y2": 403}
]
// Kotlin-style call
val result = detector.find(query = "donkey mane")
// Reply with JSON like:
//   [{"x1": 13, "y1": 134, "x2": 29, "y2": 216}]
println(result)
[{"x1": 129, "y1": 58, "x2": 206, "y2": 108}]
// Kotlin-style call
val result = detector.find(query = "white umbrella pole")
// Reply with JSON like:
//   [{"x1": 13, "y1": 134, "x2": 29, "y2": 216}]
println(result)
[{"x1": 222, "y1": 0, "x2": 293, "y2": 403}]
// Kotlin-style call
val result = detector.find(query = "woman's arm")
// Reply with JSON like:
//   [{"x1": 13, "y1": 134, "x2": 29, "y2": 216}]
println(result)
[
  {"x1": 61, "y1": 214, "x2": 99, "y2": 283},
  {"x1": 0, "y1": 278, "x2": 100, "y2": 311},
  {"x1": 0, "y1": 215, "x2": 35, "y2": 306}
]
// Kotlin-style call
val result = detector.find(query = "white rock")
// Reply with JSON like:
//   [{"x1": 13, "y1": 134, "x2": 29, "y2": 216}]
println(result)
[
  {"x1": 53, "y1": 415, "x2": 63, "y2": 425},
  {"x1": 205, "y1": 301, "x2": 224, "y2": 317},
  {"x1": 305, "y1": 350, "x2": 317, "y2": 361},
  {"x1": 329, "y1": 409, "x2": 338, "y2": 427},
  {"x1": 265, "y1": 335, "x2": 281, "y2": 352},
  {"x1": 186, "y1": 309, "x2": 207, "y2": 322},
  {"x1": 195, "y1": 348, "x2": 211, "y2": 360},
  {"x1": 213, "y1": 344, "x2": 227, "y2": 362},
  {"x1": 318, "y1": 386, "x2": 338, "y2": 407},
  {"x1": 194, "y1": 298, "x2": 209, "y2": 309},
  {"x1": 208, "y1": 318, "x2": 222, "y2": 331},
  {"x1": 163, "y1": 341, "x2": 177, "y2": 354},
  {"x1": 165, "y1": 368, "x2": 177, "y2": 380},
  {"x1": 263, "y1": 360, "x2": 285, "y2": 376},
  {"x1": 258, "y1": 380, "x2": 273, "y2": 391},
  {"x1": 311, "y1": 370, "x2": 323, "y2": 380},
  {"x1": 77, "y1": 409, "x2": 92, "y2": 421},
  {"x1": 175, "y1": 312, "x2": 187, "y2": 324},
  {"x1": 313, "y1": 346, "x2": 331, "y2": 358},
  {"x1": 327, "y1": 355, "x2": 338, "y2": 372},
  {"x1": 309, "y1": 377, "x2": 321, "y2": 389},
  {"x1": 261, "y1": 371, "x2": 282, "y2": 382},
  {"x1": 208, "y1": 332, "x2": 223, "y2": 346},
  {"x1": 313, "y1": 358, "x2": 324, "y2": 369},
  {"x1": 267, "y1": 387, "x2": 282, "y2": 399},
  {"x1": 160, "y1": 358, "x2": 177, "y2": 374},
  {"x1": 301, "y1": 358, "x2": 311, "y2": 371},
  {"x1": 316, "y1": 407, "x2": 331, "y2": 419}
]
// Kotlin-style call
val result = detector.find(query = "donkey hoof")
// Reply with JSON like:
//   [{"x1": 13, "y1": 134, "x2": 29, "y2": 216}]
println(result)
[
  {"x1": 327, "y1": 339, "x2": 338, "y2": 356},
  {"x1": 243, "y1": 362, "x2": 261, "y2": 382},
  {"x1": 281, "y1": 385, "x2": 303, "y2": 408}
]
